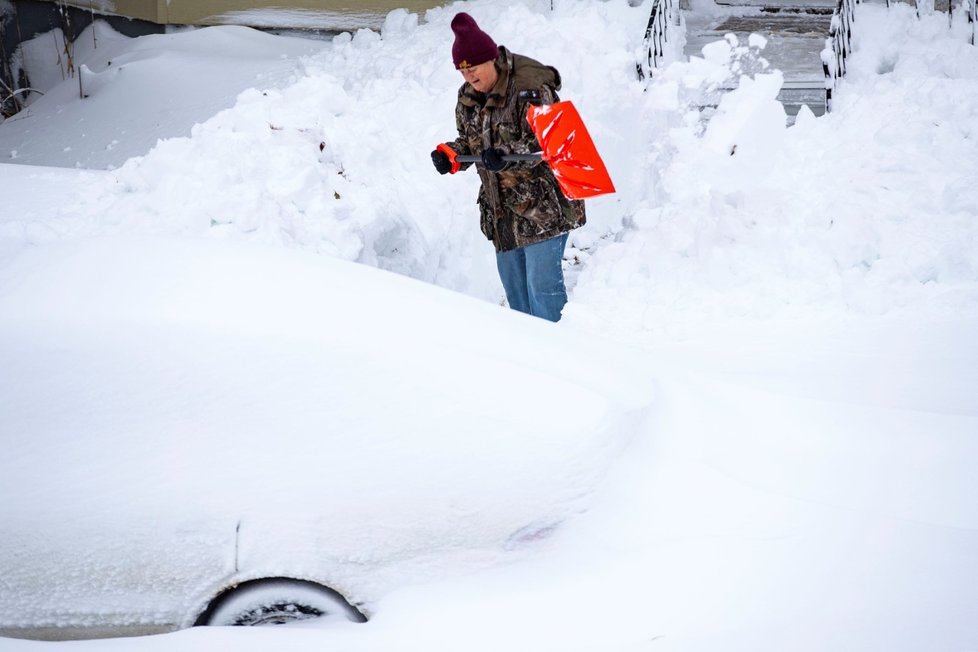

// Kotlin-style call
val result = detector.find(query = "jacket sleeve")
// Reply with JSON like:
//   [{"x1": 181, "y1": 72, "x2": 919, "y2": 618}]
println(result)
[{"x1": 443, "y1": 101, "x2": 476, "y2": 172}]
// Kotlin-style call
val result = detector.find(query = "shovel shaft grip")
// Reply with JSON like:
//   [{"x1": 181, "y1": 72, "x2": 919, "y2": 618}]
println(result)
[{"x1": 456, "y1": 153, "x2": 543, "y2": 163}]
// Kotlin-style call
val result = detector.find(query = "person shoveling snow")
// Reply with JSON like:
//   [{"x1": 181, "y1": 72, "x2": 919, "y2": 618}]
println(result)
[{"x1": 430, "y1": 12, "x2": 613, "y2": 322}]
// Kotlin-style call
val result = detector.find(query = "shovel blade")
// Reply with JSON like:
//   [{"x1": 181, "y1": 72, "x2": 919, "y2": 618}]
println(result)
[{"x1": 526, "y1": 101, "x2": 616, "y2": 200}]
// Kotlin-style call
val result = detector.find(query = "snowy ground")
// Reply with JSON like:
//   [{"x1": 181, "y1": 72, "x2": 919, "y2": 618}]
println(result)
[{"x1": 1, "y1": 0, "x2": 977, "y2": 650}]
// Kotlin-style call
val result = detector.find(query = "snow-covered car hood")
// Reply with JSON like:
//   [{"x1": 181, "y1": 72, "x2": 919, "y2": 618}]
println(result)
[{"x1": 0, "y1": 236, "x2": 655, "y2": 635}]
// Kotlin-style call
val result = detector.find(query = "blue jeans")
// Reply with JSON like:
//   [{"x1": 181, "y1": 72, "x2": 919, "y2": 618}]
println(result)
[{"x1": 495, "y1": 233, "x2": 569, "y2": 322}]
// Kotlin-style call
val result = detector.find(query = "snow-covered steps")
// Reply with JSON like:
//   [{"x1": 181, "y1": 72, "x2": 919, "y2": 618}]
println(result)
[
  {"x1": 779, "y1": 79, "x2": 827, "y2": 118},
  {"x1": 684, "y1": 10, "x2": 831, "y2": 122},
  {"x1": 711, "y1": 0, "x2": 836, "y2": 10}
]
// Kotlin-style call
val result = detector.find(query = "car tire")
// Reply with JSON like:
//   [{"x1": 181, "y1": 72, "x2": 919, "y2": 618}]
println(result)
[{"x1": 199, "y1": 578, "x2": 366, "y2": 626}]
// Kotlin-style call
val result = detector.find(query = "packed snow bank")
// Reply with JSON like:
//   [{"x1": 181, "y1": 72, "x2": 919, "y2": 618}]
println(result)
[
  {"x1": 566, "y1": 4, "x2": 978, "y2": 339},
  {"x1": 1, "y1": 21, "x2": 324, "y2": 169},
  {"x1": 5, "y1": 3, "x2": 973, "y2": 329},
  {"x1": 0, "y1": 163, "x2": 104, "y2": 259},
  {"x1": 0, "y1": 1, "x2": 655, "y2": 306}
]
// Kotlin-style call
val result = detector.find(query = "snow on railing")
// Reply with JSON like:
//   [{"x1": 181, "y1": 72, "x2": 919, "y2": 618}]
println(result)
[
  {"x1": 636, "y1": 0, "x2": 678, "y2": 81},
  {"x1": 969, "y1": 0, "x2": 977, "y2": 45},
  {"x1": 821, "y1": 0, "x2": 857, "y2": 112},
  {"x1": 820, "y1": 0, "x2": 975, "y2": 111}
]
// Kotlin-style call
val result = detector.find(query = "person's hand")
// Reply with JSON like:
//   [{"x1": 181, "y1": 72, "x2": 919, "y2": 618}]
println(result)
[
  {"x1": 431, "y1": 148, "x2": 452, "y2": 175},
  {"x1": 481, "y1": 148, "x2": 510, "y2": 172}
]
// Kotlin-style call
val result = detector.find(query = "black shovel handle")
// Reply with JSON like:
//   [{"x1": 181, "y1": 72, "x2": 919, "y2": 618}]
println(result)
[{"x1": 455, "y1": 153, "x2": 543, "y2": 163}]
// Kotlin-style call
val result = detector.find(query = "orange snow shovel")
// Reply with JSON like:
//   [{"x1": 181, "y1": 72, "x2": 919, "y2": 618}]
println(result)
[{"x1": 437, "y1": 100, "x2": 616, "y2": 200}]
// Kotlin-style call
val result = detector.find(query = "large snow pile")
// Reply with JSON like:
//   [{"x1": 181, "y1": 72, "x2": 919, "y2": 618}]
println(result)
[
  {"x1": 2, "y1": 2, "x2": 976, "y2": 328},
  {"x1": 0, "y1": 0, "x2": 654, "y2": 306},
  {"x1": 568, "y1": 3, "x2": 978, "y2": 340},
  {"x1": 1, "y1": 22, "x2": 323, "y2": 168}
]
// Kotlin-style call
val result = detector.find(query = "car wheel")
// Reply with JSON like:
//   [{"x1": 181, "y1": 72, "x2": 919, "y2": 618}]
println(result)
[{"x1": 198, "y1": 578, "x2": 366, "y2": 626}]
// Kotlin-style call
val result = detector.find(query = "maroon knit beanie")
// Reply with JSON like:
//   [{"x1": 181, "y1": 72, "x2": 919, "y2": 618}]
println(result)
[{"x1": 451, "y1": 12, "x2": 499, "y2": 70}]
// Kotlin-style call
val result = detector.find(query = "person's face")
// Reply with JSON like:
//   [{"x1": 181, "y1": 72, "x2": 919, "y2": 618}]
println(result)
[{"x1": 460, "y1": 60, "x2": 498, "y2": 93}]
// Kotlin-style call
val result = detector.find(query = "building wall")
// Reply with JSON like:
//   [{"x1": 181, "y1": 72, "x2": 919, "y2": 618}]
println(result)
[
  {"x1": 2, "y1": 0, "x2": 162, "y2": 115},
  {"x1": 28, "y1": 0, "x2": 453, "y2": 29}
]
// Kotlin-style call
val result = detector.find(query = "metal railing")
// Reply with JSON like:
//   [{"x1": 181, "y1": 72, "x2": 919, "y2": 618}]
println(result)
[
  {"x1": 636, "y1": 0, "x2": 677, "y2": 81},
  {"x1": 822, "y1": 0, "x2": 857, "y2": 112}
]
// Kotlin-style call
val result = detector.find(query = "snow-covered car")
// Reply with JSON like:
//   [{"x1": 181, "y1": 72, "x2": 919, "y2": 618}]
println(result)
[{"x1": 0, "y1": 236, "x2": 654, "y2": 641}]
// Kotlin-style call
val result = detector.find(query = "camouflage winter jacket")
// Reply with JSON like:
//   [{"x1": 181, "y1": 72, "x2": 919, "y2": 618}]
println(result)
[{"x1": 449, "y1": 46, "x2": 585, "y2": 253}]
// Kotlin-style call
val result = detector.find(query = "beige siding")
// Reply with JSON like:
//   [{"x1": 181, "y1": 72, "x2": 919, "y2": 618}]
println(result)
[{"x1": 36, "y1": 1, "x2": 453, "y2": 28}]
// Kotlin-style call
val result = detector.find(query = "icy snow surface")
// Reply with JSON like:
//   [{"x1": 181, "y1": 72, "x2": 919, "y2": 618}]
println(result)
[{"x1": 1, "y1": 0, "x2": 977, "y2": 650}]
